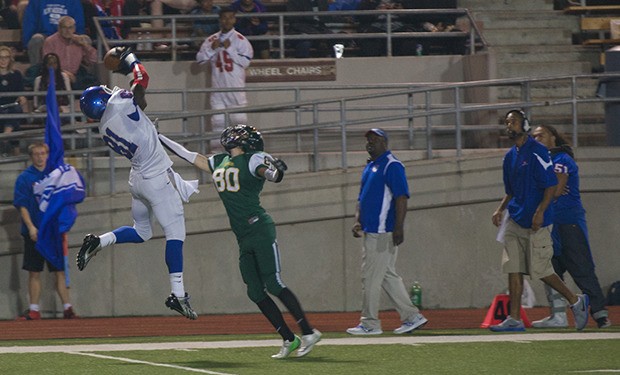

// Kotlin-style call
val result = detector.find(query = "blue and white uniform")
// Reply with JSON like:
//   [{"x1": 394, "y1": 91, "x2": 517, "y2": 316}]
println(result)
[{"x1": 99, "y1": 87, "x2": 186, "y2": 242}]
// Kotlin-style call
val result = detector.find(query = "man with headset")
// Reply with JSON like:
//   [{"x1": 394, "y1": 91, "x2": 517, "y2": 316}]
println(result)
[{"x1": 490, "y1": 109, "x2": 590, "y2": 332}]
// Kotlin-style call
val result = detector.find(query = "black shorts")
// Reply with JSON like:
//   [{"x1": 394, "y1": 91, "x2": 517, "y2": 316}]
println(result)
[{"x1": 22, "y1": 235, "x2": 62, "y2": 272}]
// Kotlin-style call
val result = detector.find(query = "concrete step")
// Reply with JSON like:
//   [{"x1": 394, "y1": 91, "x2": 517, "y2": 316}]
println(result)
[
  {"x1": 484, "y1": 28, "x2": 573, "y2": 46},
  {"x1": 460, "y1": 0, "x2": 554, "y2": 11},
  {"x1": 496, "y1": 84, "x2": 600, "y2": 100},
  {"x1": 491, "y1": 48, "x2": 599, "y2": 64},
  {"x1": 473, "y1": 11, "x2": 579, "y2": 30},
  {"x1": 496, "y1": 61, "x2": 591, "y2": 78}
]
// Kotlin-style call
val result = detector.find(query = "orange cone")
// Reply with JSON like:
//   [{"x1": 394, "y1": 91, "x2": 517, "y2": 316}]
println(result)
[{"x1": 480, "y1": 294, "x2": 532, "y2": 328}]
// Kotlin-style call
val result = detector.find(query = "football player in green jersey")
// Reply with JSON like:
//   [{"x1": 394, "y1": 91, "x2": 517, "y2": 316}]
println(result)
[{"x1": 158, "y1": 124, "x2": 321, "y2": 359}]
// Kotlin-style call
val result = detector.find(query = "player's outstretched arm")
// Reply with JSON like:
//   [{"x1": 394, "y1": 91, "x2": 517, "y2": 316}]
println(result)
[
  {"x1": 261, "y1": 154, "x2": 287, "y2": 183},
  {"x1": 158, "y1": 133, "x2": 210, "y2": 171}
]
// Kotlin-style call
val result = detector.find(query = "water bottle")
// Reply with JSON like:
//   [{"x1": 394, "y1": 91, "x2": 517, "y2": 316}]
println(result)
[
  {"x1": 136, "y1": 32, "x2": 145, "y2": 51},
  {"x1": 411, "y1": 281, "x2": 422, "y2": 308},
  {"x1": 415, "y1": 44, "x2": 423, "y2": 56},
  {"x1": 144, "y1": 31, "x2": 153, "y2": 51}
]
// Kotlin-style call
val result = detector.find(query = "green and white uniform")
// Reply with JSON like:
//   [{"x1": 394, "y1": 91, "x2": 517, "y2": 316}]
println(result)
[{"x1": 209, "y1": 151, "x2": 286, "y2": 302}]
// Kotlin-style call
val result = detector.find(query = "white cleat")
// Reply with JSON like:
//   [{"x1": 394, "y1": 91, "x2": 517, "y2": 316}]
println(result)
[{"x1": 297, "y1": 329, "x2": 322, "y2": 357}]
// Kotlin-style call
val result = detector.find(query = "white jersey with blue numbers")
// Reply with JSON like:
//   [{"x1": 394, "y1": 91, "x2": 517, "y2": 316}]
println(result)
[{"x1": 99, "y1": 87, "x2": 172, "y2": 178}]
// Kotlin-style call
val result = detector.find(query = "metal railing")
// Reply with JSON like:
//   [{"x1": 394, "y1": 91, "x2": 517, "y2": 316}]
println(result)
[
  {"x1": 93, "y1": 9, "x2": 487, "y2": 59},
  {"x1": 0, "y1": 73, "x2": 617, "y2": 195}
]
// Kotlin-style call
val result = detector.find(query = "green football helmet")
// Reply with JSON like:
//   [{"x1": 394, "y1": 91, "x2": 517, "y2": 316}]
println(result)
[{"x1": 220, "y1": 124, "x2": 264, "y2": 152}]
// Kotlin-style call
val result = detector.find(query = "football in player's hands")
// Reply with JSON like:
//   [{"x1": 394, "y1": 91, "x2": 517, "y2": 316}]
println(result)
[{"x1": 103, "y1": 47, "x2": 124, "y2": 71}]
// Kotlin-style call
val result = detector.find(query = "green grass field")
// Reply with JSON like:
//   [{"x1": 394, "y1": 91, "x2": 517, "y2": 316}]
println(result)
[{"x1": 1, "y1": 330, "x2": 619, "y2": 374}]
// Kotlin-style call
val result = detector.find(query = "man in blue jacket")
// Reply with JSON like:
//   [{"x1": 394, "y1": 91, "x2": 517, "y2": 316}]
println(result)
[{"x1": 22, "y1": 0, "x2": 85, "y2": 65}]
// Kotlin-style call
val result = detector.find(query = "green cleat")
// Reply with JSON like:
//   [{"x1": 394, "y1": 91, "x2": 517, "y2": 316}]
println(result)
[{"x1": 271, "y1": 336, "x2": 301, "y2": 359}]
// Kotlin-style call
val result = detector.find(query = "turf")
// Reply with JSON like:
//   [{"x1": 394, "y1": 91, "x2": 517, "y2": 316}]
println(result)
[{"x1": 0, "y1": 333, "x2": 618, "y2": 374}]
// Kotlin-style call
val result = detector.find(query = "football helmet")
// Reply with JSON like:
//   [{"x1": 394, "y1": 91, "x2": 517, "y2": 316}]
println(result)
[
  {"x1": 220, "y1": 124, "x2": 264, "y2": 152},
  {"x1": 80, "y1": 85, "x2": 112, "y2": 120}
]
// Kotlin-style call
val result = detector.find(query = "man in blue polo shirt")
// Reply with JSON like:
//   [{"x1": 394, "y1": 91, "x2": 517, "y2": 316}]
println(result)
[
  {"x1": 491, "y1": 110, "x2": 589, "y2": 332},
  {"x1": 346, "y1": 128, "x2": 427, "y2": 335}
]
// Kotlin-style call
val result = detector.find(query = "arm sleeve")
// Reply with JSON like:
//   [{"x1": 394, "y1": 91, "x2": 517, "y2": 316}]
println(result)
[
  {"x1": 385, "y1": 162, "x2": 409, "y2": 198},
  {"x1": 13, "y1": 176, "x2": 29, "y2": 208},
  {"x1": 230, "y1": 37, "x2": 253, "y2": 69},
  {"x1": 158, "y1": 133, "x2": 198, "y2": 164}
]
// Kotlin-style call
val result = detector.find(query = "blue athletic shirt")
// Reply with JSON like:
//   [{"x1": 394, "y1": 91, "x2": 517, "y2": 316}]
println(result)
[
  {"x1": 358, "y1": 150, "x2": 410, "y2": 233},
  {"x1": 550, "y1": 149, "x2": 591, "y2": 257},
  {"x1": 13, "y1": 165, "x2": 46, "y2": 237},
  {"x1": 502, "y1": 136, "x2": 558, "y2": 228}
]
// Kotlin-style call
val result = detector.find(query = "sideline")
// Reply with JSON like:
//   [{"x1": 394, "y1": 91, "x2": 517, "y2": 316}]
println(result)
[{"x1": 1, "y1": 332, "x2": 619, "y2": 354}]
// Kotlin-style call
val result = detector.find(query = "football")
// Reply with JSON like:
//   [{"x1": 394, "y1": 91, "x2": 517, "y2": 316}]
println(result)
[{"x1": 103, "y1": 47, "x2": 122, "y2": 71}]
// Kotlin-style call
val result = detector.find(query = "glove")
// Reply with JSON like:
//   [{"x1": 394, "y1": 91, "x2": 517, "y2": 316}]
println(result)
[
  {"x1": 113, "y1": 46, "x2": 141, "y2": 75},
  {"x1": 270, "y1": 157, "x2": 288, "y2": 173},
  {"x1": 265, "y1": 155, "x2": 287, "y2": 183}
]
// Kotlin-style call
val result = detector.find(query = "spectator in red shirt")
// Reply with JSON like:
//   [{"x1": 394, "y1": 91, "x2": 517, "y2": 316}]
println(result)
[{"x1": 42, "y1": 16, "x2": 99, "y2": 90}]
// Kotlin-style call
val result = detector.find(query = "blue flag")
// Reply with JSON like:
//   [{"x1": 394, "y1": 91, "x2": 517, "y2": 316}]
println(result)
[{"x1": 33, "y1": 68, "x2": 86, "y2": 275}]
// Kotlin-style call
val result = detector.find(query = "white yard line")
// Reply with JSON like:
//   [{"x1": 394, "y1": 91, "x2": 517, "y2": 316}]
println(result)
[
  {"x1": 67, "y1": 352, "x2": 237, "y2": 375},
  {"x1": 0, "y1": 332, "x2": 618, "y2": 354}
]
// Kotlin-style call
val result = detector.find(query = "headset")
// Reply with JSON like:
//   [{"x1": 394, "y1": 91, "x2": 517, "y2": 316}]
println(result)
[{"x1": 505, "y1": 109, "x2": 530, "y2": 133}]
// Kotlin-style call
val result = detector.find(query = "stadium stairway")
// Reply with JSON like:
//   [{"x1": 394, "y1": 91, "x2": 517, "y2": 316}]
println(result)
[{"x1": 460, "y1": 0, "x2": 607, "y2": 145}]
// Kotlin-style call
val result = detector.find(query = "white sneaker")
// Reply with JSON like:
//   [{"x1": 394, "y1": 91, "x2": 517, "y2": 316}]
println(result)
[
  {"x1": 271, "y1": 336, "x2": 301, "y2": 359},
  {"x1": 297, "y1": 329, "x2": 322, "y2": 357},
  {"x1": 346, "y1": 324, "x2": 383, "y2": 335},
  {"x1": 532, "y1": 313, "x2": 568, "y2": 328},
  {"x1": 394, "y1": 313, "x2": 428, "y2": 334}
]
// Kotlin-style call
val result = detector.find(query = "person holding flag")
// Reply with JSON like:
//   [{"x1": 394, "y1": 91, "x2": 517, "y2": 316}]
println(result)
[
  {"x1": 14, "y1": 142, "x2": 78, "y2": 320},
  {"x1": 13, "y1": 66, "x2": 86, "y2": 320}
]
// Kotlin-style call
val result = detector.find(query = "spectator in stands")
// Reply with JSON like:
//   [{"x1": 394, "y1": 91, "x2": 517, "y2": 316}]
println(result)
[
  {"x1": 196, "y1": 7, "x2": 253, "y2": 150},
  {"x1": 21, "y1": 0, "x2": 85, "y2": 65},
  {"x1": 42, "y1": 16, "x2": 98, "y2": 90},
  {"x1": 82, "y1": 0, "x2": 123, "y2": 40},
  {"x1": 328, "y1": 0, "x2": 360, "y2": 11},
  {"x1": 189, "y1": 0, "x2": 220, "y2": 46},
  {"x1": 0, "y1": 45, "x2": 28, "y2": 156},
  {"x1": 286, "y1": 0, "x2": 333, "y2": 58},
  {"x1": 356, "y1": 0, "x2": 419, "y2": 56},
  {"x1": 231, "y1": 0, "x2": 270, "y2": 59},
  {"x1": 0, "y1": 0, "x2": 22, "y2": 29},
  {"x1": 148, "y1": 0, "x2": 196, "y2": 28},
  {"x1": 33, "y1": 52, "x2": 72, "y2": 115}
]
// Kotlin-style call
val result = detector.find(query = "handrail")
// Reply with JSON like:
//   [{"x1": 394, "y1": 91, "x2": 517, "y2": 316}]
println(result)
[
  {"x1": 93, "y1": 8, "x2": 486, "y2": 59},
  {"x1": 1, "y1": 73, "x2": 617, "y2": 196}
]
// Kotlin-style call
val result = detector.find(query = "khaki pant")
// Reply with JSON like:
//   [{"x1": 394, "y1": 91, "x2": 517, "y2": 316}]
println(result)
[{"x1": 359, "y1": 232, "x2": 419, "y2": 330}]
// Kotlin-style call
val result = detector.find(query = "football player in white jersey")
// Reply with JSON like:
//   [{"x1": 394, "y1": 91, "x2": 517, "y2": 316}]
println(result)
[
  {"x1": 77, "y1": 48, "x2": 199, "y2": 320},
  {"x1": 197, "y1": 7, "x2": 253, "y2": 145}
]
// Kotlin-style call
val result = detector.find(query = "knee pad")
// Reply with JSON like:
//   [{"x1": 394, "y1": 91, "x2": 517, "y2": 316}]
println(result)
[
  {"x1": 246, "y1": 285, "x2": 268, "y2": 303},
  {"x1": 264, "y1": 274, "x2": 286, "y2": 297},
  {"x1": 133, "y1": 222, "x2": 152, "y2": 241}
]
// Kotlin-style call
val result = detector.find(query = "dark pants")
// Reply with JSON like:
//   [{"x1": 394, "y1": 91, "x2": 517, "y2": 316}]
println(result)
[{"x1": 552, "y1": 223, "x2": 607, "y2": 317}]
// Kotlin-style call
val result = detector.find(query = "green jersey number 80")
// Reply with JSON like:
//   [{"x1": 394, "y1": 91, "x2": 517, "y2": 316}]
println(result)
[{"x1": 213, "y1": 168, "x2": 240, "y2": 192}]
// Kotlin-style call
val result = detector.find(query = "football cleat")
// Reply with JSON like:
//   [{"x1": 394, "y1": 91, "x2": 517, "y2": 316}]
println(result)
[
  {"x1": 76, "y1": 234, "x2": 102, "y2": 271},
  {"x1": 165, "y1": 293, "x2": 198, "y2": 320},
  {"x1": 297, "y1": 329, "x2": 322, "y2": 357},
  {"x1": 271, "y1": 336, "x2": 301, "y2": 359}
]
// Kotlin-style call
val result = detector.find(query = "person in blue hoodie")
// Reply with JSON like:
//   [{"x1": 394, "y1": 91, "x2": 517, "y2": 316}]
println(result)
[{"x1": 21, "y1": 0, "x2": 85, "y2": 65}]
